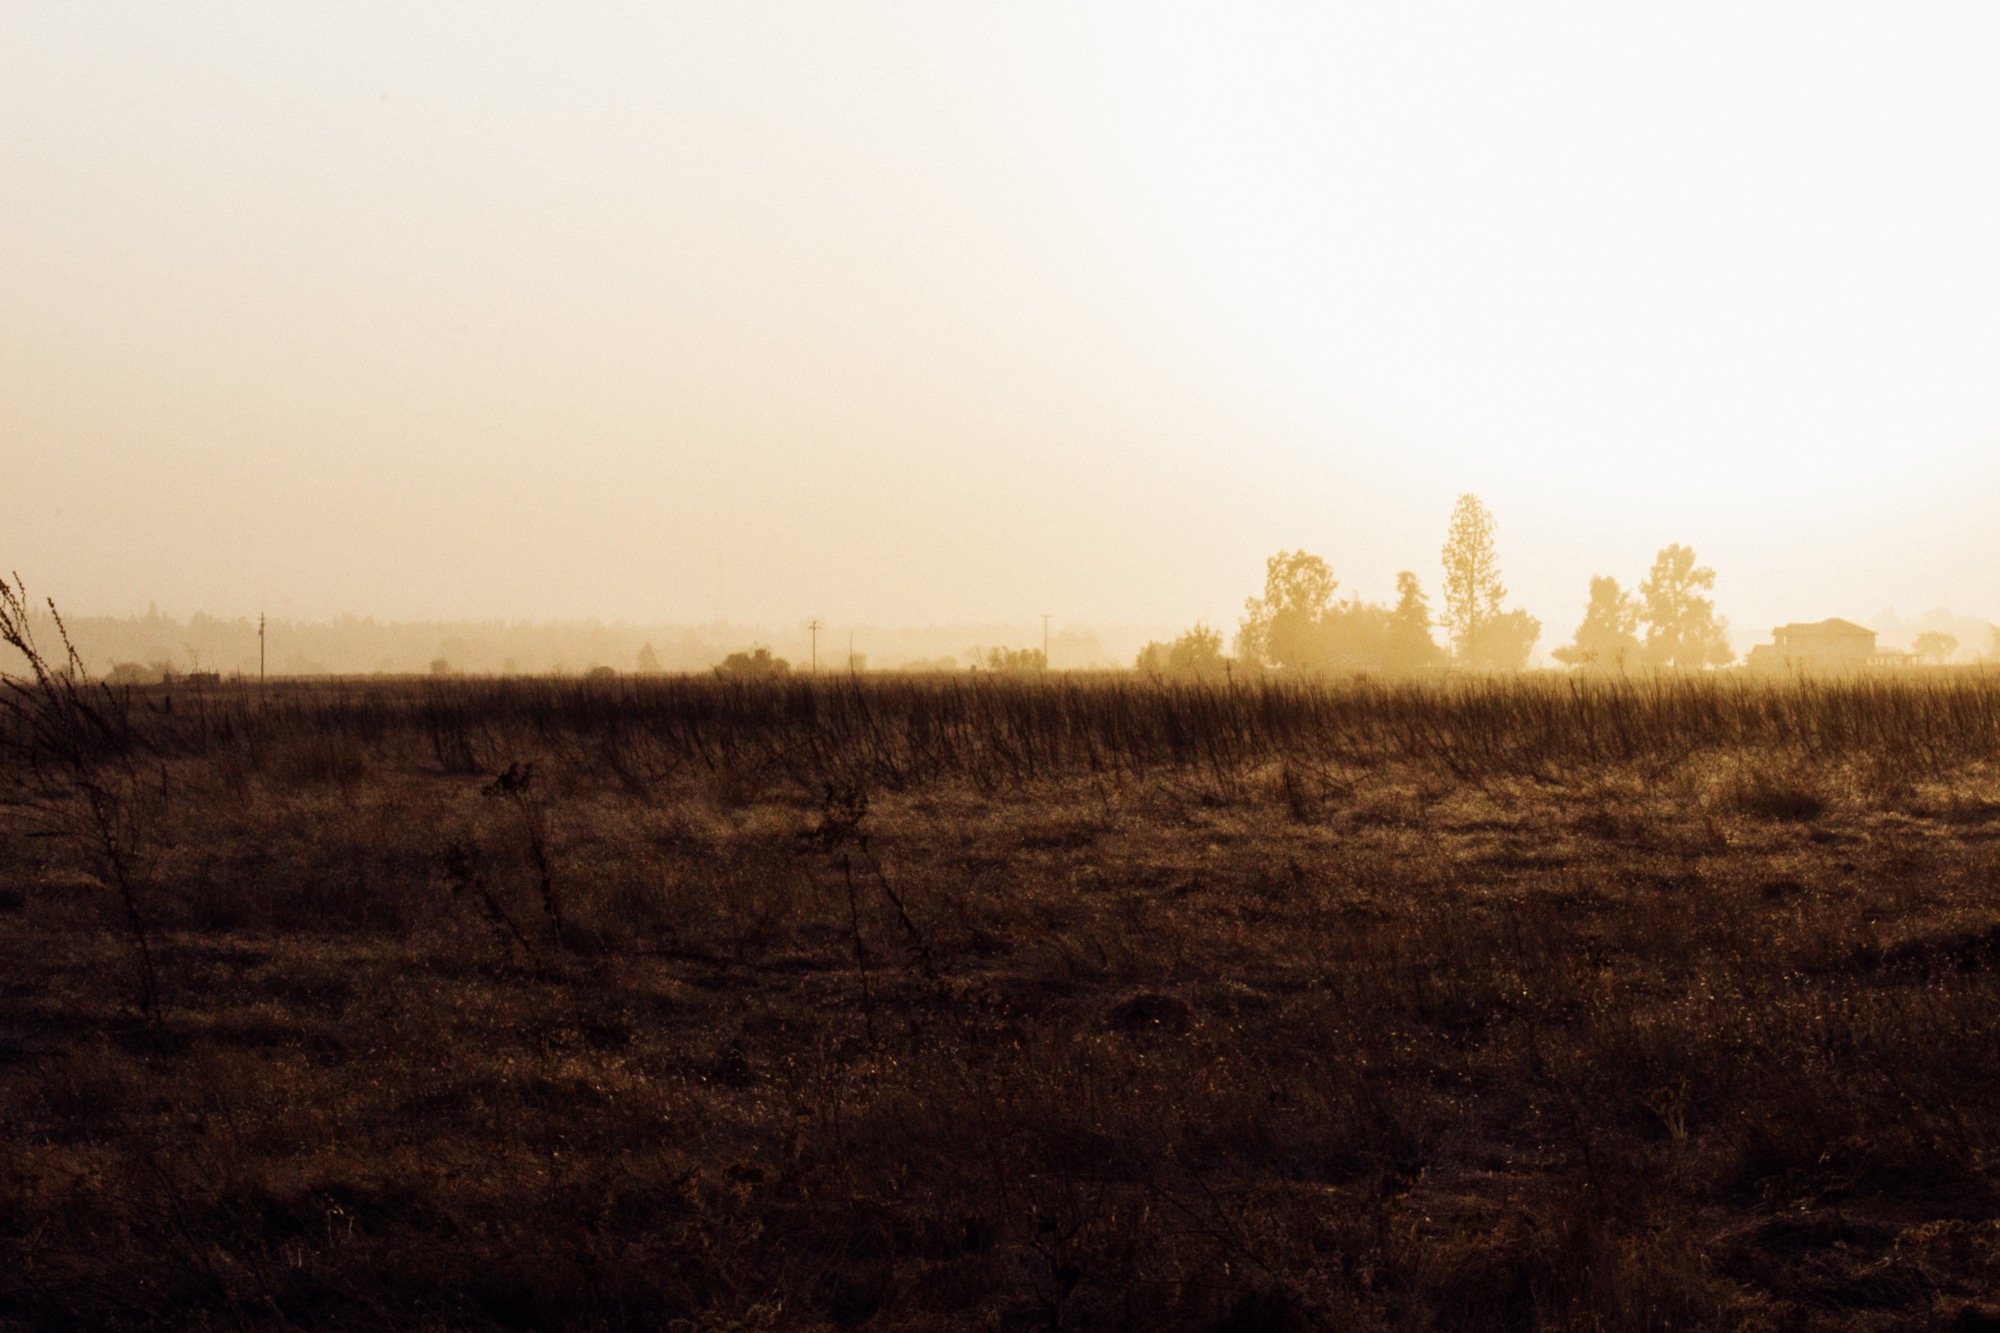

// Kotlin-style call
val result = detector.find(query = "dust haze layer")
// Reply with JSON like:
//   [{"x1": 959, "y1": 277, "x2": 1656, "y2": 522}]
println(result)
[{"x1": 6, "y1": 3, "x2": 2000, "y2": 651}]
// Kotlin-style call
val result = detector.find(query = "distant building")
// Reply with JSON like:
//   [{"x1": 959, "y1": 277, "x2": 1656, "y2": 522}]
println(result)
[{"x1": 1744, "y1": 618, "x2": 1882, "y2": 673}]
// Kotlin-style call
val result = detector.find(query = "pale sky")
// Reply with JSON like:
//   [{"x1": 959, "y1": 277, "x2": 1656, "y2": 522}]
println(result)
[{"x1": 7, "y1": 3, "x2": 2000, "y2": 652}]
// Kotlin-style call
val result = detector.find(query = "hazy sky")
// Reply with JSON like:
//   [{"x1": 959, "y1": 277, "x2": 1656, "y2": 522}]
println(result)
[{"x1": 7, "y1": 3, "x2": 2000, "y2": 651}]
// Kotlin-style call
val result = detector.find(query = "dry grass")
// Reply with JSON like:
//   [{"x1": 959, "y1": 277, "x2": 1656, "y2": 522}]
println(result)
[{"x1": 4, "y1": 672, "x2": 2000, "y2": 1330}]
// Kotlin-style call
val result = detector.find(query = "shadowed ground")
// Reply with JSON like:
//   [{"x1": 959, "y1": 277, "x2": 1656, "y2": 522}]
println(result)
[{"x1": 3, "y1": 675, "x2": 1999, "y2": 1330}]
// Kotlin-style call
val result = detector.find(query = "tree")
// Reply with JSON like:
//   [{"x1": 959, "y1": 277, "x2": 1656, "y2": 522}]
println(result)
[
  {"x1": 1316, "y1": 598, "x2": 1393, "y2": 672},
  {"x1": 1439, "y1": 494, "x2": 1506, "y2": 662},
  {"x1": 1637, "y1": 545, "x2": 1732, "y2": 669},
  {"x1": 715, "y1": 647, "x2": 790, "y2": 679},
  {"x1": 635, "y1": 641, "x2": 663, "y2": 674},
  {"x1": 983, "y1": 646, "x2": 1046, "y2": 673},
  {"x1": 1913, "y1": 631, "x2": 1958, "y2": 665},
  {"x1": 1237, "y1": 551, "x2": 1339, "y2": 669},
  {"x1": 1466, "y1": 609, "x2": 1542, "y2": 671},
  {"x1": 105, "y1": 662, "x2": 165, "y2": 686},
  {"x1": 1439, "y1": 495, "x2": 1539, "y2": 669},
  {"x1": 1137, "y1": 623, "x2": 1229, "y2": 679},
  {"x1": 1384, "y1": 571, "x2": 1446, "y2": 672},
  {"x1": 1552, "y1": 576, "x2": 1641, "y2": 671}
]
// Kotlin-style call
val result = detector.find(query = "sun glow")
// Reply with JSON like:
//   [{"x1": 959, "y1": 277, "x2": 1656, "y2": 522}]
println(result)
[{"x1": 1135, "y1": 5, "x2": 2000, "y2": 502}]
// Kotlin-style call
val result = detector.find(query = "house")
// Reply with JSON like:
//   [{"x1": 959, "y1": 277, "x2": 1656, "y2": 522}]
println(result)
[{"x1": 1744, "y1": 618, "x2": 1879, "y2": 673}]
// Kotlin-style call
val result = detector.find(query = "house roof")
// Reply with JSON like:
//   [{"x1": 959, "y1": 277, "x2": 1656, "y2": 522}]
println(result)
[{"x1": 1773, "y1": 618, "x2": 1875, "y2": 638}]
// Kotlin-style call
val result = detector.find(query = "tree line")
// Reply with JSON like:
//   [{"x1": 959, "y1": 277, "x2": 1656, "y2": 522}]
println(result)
[{"x1": 1137, "y1": 494, "x2": 1733, "y2": 677}]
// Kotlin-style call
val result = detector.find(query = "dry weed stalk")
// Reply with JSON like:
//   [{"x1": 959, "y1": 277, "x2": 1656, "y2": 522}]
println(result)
[
  {"x1": 0, "y1": 574, "x2": 161, "y2": 1016},
  {"x1": 484, "y1": 760, "x2": 565, "y2": 951},
  {"x1": 439, "y1": 837, "x2": 538, "y2": 963},
  {"x1": 795, "y1": 783, "x2": 939, "y2": 1050}
]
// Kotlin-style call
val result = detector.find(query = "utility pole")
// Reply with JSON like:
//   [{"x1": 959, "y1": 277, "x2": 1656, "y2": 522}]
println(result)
[
  {"x1": 808, "y1": 619, "x2": 822, "y2": 676},
  {"x1": 259, "y1": 612, "x2": 266, "y2": 685},
  {"x1": 1040, "y1": 613, "x2": 1051, "y2": 671}
]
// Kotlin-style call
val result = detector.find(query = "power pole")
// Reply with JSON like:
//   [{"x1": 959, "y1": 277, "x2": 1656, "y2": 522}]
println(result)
[
  {"x1": 1040, "y1": 613, "x2": 1051, "y2": 670},
  {"x1": 808, "y1": 619, "x2": 822, "y2": 676},
  {"x1": 259, "y1": 613, "x2": 266, "y2": 685}
]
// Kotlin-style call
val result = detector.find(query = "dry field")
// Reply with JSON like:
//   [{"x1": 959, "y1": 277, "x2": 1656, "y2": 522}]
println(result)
[{"x1": 4, "y1": 672, "x2": 2000, "y2": 1330}]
